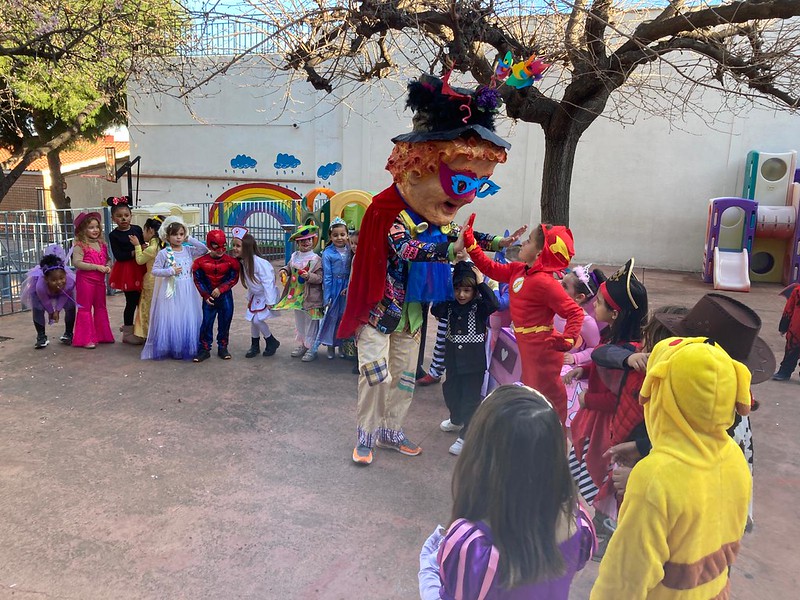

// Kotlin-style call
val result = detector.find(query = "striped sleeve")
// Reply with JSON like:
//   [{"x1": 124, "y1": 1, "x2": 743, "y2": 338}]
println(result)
[{"x1": 438, "y1": 519, "x2": 500, "y2": 600}]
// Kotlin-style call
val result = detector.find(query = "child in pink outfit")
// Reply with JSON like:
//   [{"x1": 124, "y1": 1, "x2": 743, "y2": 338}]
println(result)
[
  {"x1": 555, "y1": 265, "x2": 606, "y2": 427},
  {"x1": 71, "y1": 211, "x2": 115, "y2": 348}
]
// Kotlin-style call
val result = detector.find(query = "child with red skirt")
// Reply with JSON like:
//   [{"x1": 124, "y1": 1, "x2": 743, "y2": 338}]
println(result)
[
  {"x1": 106, "y1": 196, "x2": 146, "y2": 344},
  {"x1": 459, "y1": 218, "x2": 584, "y2": 426}
]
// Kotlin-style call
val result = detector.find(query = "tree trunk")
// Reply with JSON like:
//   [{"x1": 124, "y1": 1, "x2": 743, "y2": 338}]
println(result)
[
  {"x1": 47, "y1": 148, "x2": 74, "y2": 240},
  {"x1": 47, "y1": 149, "x2": 69, "y2": 210},
  {"x1": 540, "y1": 130, "x2": 582, "y2": 226}
]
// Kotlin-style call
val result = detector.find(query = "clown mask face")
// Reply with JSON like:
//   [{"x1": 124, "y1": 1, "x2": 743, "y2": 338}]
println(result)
[{"x1": 398, "y1": 154, "x2": 501, "y2": 226}]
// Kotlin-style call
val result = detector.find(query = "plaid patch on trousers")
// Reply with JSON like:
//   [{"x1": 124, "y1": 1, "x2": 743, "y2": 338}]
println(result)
[{"x1": 363, "y1": 359, "x2": 389, "y2": 386}]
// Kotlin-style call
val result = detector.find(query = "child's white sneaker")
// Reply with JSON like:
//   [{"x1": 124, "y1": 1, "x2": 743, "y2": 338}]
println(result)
[
  {"x1": 449, "y1": 438, "x2": 464, "y2": 456},
  {"x1": 290, "y1": 346, "x2": 307, "y2": 358},
  {"x1": 301, "y1": 350, "x2": 318, "y2": 362},
  {"x1": 440, "y1": 419, "x2": 462, "y2": 433}
]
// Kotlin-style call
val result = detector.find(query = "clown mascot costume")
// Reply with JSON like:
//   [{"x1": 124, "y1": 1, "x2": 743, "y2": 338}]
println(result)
[{"x1": 339, "y1": 74, "x2": 522, "y2": 465}]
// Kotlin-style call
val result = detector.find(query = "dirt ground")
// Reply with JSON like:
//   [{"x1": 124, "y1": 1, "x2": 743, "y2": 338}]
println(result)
[{"x1": 0, "y1": 267, "x2": 797, "y2": 599}]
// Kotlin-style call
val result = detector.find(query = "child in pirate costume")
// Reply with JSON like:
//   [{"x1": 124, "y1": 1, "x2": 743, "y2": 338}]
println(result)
[
  {"x1": 431, "y1": 261, "x2": 499, "y2": 455},
  {"x1": 192, "y1": 229, "x2": 240, "y2": 361},
  {"x1": 600, "y1": 293, "x2": 775, "y2": 532},
  {"x1": 339, "y1": 73, "x2": 524, "y2": 466}
]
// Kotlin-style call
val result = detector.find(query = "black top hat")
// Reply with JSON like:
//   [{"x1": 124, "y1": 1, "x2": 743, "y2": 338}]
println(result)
[
  {"x1": 654, "y1": 293, "x2": 776, "y2": 384},
  {"x1": 391, "y1": 74, "x2": 511, "y2": 150}
]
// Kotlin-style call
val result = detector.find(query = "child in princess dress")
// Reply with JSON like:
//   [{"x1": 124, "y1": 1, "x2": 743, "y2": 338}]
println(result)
[
  {"x1": 230, "y1": 228, "x2": 281, "y2": 358},
  {"x1": 129, "y1": 216, "x2": 164, "y2": 340},
  {"x1": 141, "y1": 216, "x2": 208, "y2": 360}
]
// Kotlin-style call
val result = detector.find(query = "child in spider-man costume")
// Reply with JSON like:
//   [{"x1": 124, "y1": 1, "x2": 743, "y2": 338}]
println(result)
[{"x1": 192, "y1": 229, "x2": 240, "y2": 361}]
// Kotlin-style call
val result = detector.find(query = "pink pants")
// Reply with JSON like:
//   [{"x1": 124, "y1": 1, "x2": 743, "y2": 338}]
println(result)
[{"x1": 72, "y1": 271, "x2": 115, "y2": 347}]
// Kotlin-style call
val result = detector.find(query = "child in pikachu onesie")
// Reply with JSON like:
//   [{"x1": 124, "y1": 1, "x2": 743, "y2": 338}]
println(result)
[{"x1": 591, "y1": 336, "x2": 752, "y2": 599}]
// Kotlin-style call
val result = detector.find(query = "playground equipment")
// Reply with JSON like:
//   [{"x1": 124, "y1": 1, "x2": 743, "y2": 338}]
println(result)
[
  {"x1": 297, "y1": 188, "x2": 373, "y2": 251},
  {"x1": 702, "y1": 197, "x2": 756, "y2": 291},
  {"x1": 703, "y1": 149, "x2": 800, "y2": 291}
]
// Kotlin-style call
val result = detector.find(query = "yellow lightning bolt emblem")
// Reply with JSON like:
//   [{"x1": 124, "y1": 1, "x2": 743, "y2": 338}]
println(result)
[{"x1": 549, "y1": 235, "x2": 570, "y2": 261}]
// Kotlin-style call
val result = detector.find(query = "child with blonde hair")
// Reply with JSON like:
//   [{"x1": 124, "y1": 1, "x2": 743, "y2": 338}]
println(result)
[{"x1": 71, "y1": 211, "x2": 114, "y2": 348}]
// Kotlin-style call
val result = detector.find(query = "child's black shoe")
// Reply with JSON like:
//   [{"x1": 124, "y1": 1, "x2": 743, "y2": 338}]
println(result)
[
  {"x1": 34, "y1": 334, "x2": 49, "y2": 349},
  {"x1": 60, "y1": 333, "x2": 73, "y2": 346},
  {"x1": 263, "y1": 335, "x2": 280, "y2": 357},
  {"x1": 193, "y1": 349, "x2": 211, "y2": 363},
  {"x1": 245, "y1": 338, "x2": 260, "y2": 358},
  {"x1": 218, "y1": 347, "x2": 232, "y2": 360}
]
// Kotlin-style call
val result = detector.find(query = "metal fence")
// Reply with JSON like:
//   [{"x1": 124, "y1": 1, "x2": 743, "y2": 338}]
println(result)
[
  {"x1": 0, "y1": 200, "x2": 310, "y2": 317},
  {"x1": 184, "y1": 16, "x2": 285, "y2": 56}
]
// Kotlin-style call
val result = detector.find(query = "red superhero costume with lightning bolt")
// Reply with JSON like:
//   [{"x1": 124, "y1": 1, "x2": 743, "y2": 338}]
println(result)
[{"x1": 463, "y1": 217, "x2": 584, "y2": 425}]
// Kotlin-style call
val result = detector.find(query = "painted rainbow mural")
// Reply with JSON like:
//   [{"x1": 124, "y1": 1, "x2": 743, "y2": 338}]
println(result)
[{"x1": 208, "y1": 183, "x2": 302, "y2": 227}]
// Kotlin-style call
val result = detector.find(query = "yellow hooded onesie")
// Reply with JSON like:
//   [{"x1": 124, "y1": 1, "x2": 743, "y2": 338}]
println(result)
[{"x1": 591, "y1": 337, "x2": 752, "y2": 600}]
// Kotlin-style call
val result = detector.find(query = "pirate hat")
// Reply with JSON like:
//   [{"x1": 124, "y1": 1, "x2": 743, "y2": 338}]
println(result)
[
  {"x1": 599, "y1": 258, "x2": 646, "y2": 312},
  {"x1": 391, "y1": 73, "x2": 510, "y2": 150}
]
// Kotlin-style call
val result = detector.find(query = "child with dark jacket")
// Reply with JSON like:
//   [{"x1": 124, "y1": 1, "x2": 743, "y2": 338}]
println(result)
[{"x1": 432, "y1": 261, "x2": 499, "y2": 456}]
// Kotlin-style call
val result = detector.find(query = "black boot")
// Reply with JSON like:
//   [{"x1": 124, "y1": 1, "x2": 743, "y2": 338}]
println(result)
[
  {"x1": 245, "y1": 337, "x2": 260, "y2": 358},
  {"x1": 263, "y1": 335, "x2": 280, "y2": 357}
]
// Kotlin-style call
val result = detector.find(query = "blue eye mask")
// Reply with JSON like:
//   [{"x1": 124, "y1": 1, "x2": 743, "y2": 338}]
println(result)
[{"x1": 439, "y1": 161, "x2": 501, "y2": 202}]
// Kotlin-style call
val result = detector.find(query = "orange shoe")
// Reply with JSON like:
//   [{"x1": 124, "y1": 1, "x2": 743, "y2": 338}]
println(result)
[
  {"x1": 352, "y1": 445, "x2": 373, "y2": 465},
  {"x1": 375, "y1": 437, "x2": 422, "y2": 456}
]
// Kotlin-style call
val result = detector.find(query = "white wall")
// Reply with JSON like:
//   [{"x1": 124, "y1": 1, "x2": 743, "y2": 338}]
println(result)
[
  {"x1": 128, "y1": 56, "x2": 800, "y2": 271},
  {"x1": 65, "y1": 164, "x2": 126, "y2": 209}
]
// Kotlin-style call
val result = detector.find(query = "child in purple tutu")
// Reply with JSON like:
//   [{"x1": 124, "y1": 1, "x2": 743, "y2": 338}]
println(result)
[
  {"x1": 419, "y1": 385, "x2": 595, "y2": 600},
  {"x1": 21, "y1": 244, "x2": 78, "y2": 348}
]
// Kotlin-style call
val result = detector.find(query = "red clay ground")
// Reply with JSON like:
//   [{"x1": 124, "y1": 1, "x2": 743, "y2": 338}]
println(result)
[{"x1": 0, "y1": 268, "x2": 798, "y2": 599}]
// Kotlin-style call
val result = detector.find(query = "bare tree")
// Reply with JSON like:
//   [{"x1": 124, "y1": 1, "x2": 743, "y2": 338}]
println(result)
[{"x1": 180, "y1": 1, "x2": 800, "y2": 225}]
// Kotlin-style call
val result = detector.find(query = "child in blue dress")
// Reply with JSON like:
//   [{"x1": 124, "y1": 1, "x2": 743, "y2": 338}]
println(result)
[{"x1": 313, "y1": 218, "x2": 352, "y2": 359}]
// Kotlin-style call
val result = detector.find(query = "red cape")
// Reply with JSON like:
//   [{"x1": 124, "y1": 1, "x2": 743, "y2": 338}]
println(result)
[{"x1": 338, "y1": 185, "x2": 407, "y2": 338}]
